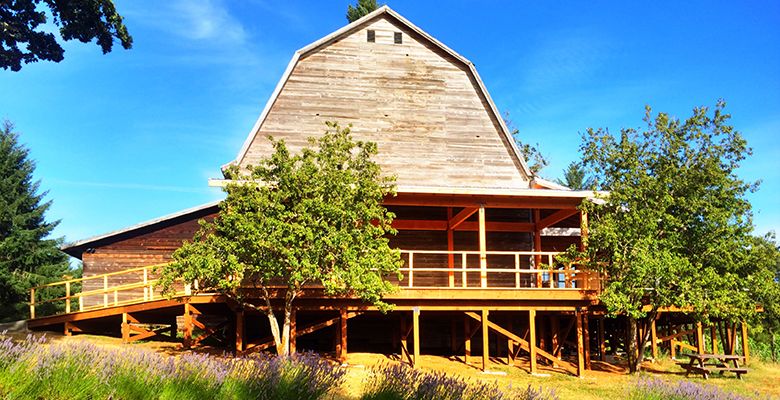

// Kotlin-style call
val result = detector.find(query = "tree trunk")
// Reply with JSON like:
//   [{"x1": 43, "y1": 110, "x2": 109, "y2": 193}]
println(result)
[
  {"x1": 770, "y1": 328, "x2": 776, "y2": 363},
  {"x1": 627, "y1": 317, "x2": 638, "y2": 373},
  {"x1": 627, "y1": 313, "x2": 655, "y2": 374}
]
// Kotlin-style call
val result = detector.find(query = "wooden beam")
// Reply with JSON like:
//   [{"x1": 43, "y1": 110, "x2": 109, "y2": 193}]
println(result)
[
  {"x1": 449, "y1": 207, "x2": 479, "y2": 230},
  {"x1": 579, "y1": 211, "x2": 589, "y2": 251},
  {"x1": 183, "y1": 302, "x2": 193, "y2": 349},
  {"x1": 696, "y1": 322, "x2": 704, "y2": 354},
  {"x1": 481, "y1": 309, "x2": 490, "y2": 371},
  {"x1": 529, "y1": 309, "x2": 537, "y2": 374},
  {"x1": 392, "y1": 219, "x2": 535, "y2": 232},
  {"x1": 551, "y1": 315, "x2": 560, "y2": 359},
  {"x1": 384, "y1": 193, "x2": 582, "y2": 209},
  {"x1": 742, "y1": 321, "x2": 750, "y2": 364},
  {"x1": 536, "y1": 209, "x2": 579, "y2": 230},
  {"x1": 710, "y1": 325, "x2": 718, "y2": 354},
  {"x1": 400, "y1": 314, "x2": 412, "y2": 365},
  {"x1": 576, "y1": 308, "x2": 585, "y2": 377},
  {"x1": 464, "y1": 315, "x2": 471, "y2": 364},
  {"x1": 478, "y1": 205, "x2": 487, "y2": 288},
  {"x1": 412, "y1": 307, "x2": 421, "y2": 367},
  {"x1": 235, "y1": 310, "x2": 244, "y2": 352},
  {"x1": 533, "y1": 209, "x2": 542, "y2": 288},
  {"x1": 447, "y1": 208, "x2": 455, "y2": 288},
  {"x1": 651, "y1": 317, "x2": 658, "y2": 360},
  {"x1": 337, "y1": 308, "x2": 347, "y2": 363}
]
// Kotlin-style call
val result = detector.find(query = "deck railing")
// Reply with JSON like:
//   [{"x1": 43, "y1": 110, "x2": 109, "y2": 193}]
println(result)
[
  {"x1": 29, "y1": 250, "x2": 602, "y2": 319},
  {"x1": 398, "y1": 250, "x2": 601, "y2": 290}
]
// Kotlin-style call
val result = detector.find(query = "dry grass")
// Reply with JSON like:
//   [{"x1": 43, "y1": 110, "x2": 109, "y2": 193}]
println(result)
[{"x1": 14, "y1": 331, "x2": 780, "y2": 399}]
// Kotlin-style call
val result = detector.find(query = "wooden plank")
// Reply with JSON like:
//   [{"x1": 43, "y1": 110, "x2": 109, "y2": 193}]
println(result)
[
  {"x1": 529, "y1": 309, "x2": 537, "y2": 374},
  {"x1": 392, "y1": 219, "x2": 535, "y2": 232},
  {"x1": 576, "y1": 309, "x2": 585, "y2": 377},
  {"x1": 651, "y1": 317, "x2": 658, "y2": 360},
  {"x1": 235, "y1": 310, "x2": 244, "y2": 352},
  {"x1": 183, "y1": 303, "x2": 193, "y2": 349},
  {"x1": 533, "y1": 209, "x2": 542, "y2": 288},
  {"x1": 696, "y1": 322, "x2": 705, "y2": 354},
  {"x1": 711, "y1": 325, "x2": 718, "y2": 354},
  {"x1": 741, "y1": 321, "x2": 749, "y2": 364},
  {"x1": 481, "y1": 309, "x2": 490, "y2": 371},
  {"x1": 449, "y1": 207, "x2": 479, "y2": 230},
  {"x1": 536, "y1": 209, "x2": 579, "y2": 230},
  {"x1": 447, "y1": 208, "x2": 455, "y2": 288},
  {"x1": 338, "y1": 308, "x2": 347, "y2": 362},
  {"x1": 412, "y1": 307, "x2": 421, "y2": 367}
]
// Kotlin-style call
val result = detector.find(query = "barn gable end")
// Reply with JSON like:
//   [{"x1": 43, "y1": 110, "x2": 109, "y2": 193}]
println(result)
[{"x1": 230, "y1": 7, "x2": 533, "y2": 190}]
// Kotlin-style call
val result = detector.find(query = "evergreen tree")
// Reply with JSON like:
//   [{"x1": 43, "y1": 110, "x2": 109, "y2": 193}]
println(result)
[
  {"x1": 346, "y1": 0, "x2": 379, "y2": 23},
  {"x1": 0, "y1": 120, "x2": 70, "y2": 321},
  {"x1": 555, "y1": 161, "x2": 595, "y2": 190}
]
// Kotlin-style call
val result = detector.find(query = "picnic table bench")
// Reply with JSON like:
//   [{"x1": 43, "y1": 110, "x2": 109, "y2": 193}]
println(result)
[{"x1": 678, "y1": 354, "x2": 748, "y2": 379}]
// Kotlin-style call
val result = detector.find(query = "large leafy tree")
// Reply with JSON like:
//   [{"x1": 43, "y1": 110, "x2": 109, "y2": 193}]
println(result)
[
  {"x1": 1, "y1": 0, "x2": 132, "y2": 71},
  {"x1": 159, "y1": 122, "x2": 402, "y2": 356},
  {"x1": 346, "y1": 0, "x2": 379, "y2": 23},
  {"x1": 0, "y1": 120, "x2": 71, "y2": 322},
  {"x1": 573, "y1": 101, "x2": 771, "y2": 372}
]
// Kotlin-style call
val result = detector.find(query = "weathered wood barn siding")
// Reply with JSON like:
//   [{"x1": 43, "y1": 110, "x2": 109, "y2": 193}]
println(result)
[{"x1": 237, "y1": 15, "x2": 529, "y2": 189}]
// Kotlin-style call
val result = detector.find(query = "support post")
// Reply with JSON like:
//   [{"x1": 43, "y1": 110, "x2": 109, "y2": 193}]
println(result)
[
  {"x1": 29, "y1": 288, "x2": 35, "y2": 319},
  {"x1": 651, "y1": 317, "x2": 658, "y2": 361},
  {"x1": 533, "y1": 209, "x2": 542, "y2": 288},
  {"x1": 412, "y1": 307, "x2": 420, "y2": 367},
  {"x1": 670, "y1": 325, "x2": 677, "y2": 359},
  {"x1": 447, "y1": 208, "x2": 455, "y2": 288},
  {"x1": 741, "y1": 321, "x2": 749, "y2": 364},
  {"x1": 481, "y1": 309, "x2": 490, "y2": 371},
  {"x1": 550, "y1": 315, "x2": 560, "y2": 359},
  {"x1": 598, "y1": 317, "x2": 606, "y2": 361},
  {"x1": 65, "y1": 282, "x2": 71, "y2": 313},
  {"x1": 121, "y1": 312, "x2": 129, "y2": 343},
  {"x1": 507, "y1": 319, "x2": 515, "y2": 364},
  {"x1": 183, "y1": 302, "x2": 193, "y2": 349},
  {"x1": 696, "y1": 322, "x2": 705, "y2": 354},
  {"x1": 235, "y1": 310, "x2": 244, "y2": 353},
  {"x1": 576, "y1": 308, "x2": 585, "y2": 377},
  {"x1": 464, "y1": 315, "x2": 471, "y2": 364},
  {"x1": 478, "y1": 205, "x2": 487, "y2": 288},
  {"x1": 290, "y1": 308, "x2": 297, "y2": 354},
  {"x1": 400, "y1": 315, "x2": 409, "y2": 364},
  {"x1": 529, "y1": 309, "x2": 537, "y2": 374},
  {"x1": 338, "y1": 308, "x2": 347, "y2": 363},
  {"x1": 583, "y1": 313, "x2": 591, "y2": 369}
]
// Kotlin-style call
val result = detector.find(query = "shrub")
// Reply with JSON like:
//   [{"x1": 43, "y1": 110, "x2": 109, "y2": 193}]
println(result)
[
  {"x1": 629, "y1": 377, "x2": 759, "y2": 400},
  {"x1": 0, "y1": 333, "x2": 345, "y2": 400},
  {"x1": 360, "y1": 363, "x2": 557, "y2": 400}
]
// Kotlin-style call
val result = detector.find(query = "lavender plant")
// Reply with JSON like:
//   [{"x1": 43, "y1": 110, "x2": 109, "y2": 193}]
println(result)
[
  {"x1": 0, "y1": 334, "x2": 345, "y2": 400},
  {"x1": 360, "y1": 363, "x2": 557, "y2": 400}
]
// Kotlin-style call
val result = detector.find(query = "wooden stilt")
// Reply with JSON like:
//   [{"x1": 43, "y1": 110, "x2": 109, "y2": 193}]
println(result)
[
  {"x1": 529, "y1": 309, "x2": 537, "y2": 374},
  {"x1": 412, "y1": 307, "x2": 421, "y2": 367},
  {"x1": 741, "y1": 321, "x2": 749, "y2": 364},
  {"x1": 598, "y1": 317, "x2": 606, "y2": 361},
  {"x1": 183, "y1": 303, "x2": 193, "y2": 349},
  {"x1": 121, "y1": 312, "x2": 129, "y2": 343},
  {"x1": 338, "y1": 308, "x2": 347, "y2": 363},
  {"x1": 290, "y1": 308, "x2": 297, "y2": 354},
  {"x1": 696, "y1": 322, "x2": 704, "y2": 354},
  {"x1": 464, "y1": 315, "x2": 471, "y2": 364},
  {"x1": 235, "y1": 310, "x2": 244, "y2": 352},
  {"x1": 550, "y1": 316, "x2": 560, "y2": 360},
  {"x1": 583, "y1": 313, "x2": 591, "y2": 369},
  {"x1": 481, "y1": 309, "x2": 490, "y2": 371},
  {"x1": 576, "y1": 308, "x2": 585, "y2": 377},
  {"x1": 538, "y1": 316, "x2": 547, "y2": 354},
  {"x1": 651, "y1": 317, "x2": 658, "y2": 361},
  {"x1": 728, "y1": 322, "x2": 737, "y2": 355}
]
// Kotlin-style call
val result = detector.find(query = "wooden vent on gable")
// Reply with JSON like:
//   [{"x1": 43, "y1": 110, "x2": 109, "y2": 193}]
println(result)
[
  {"x1": 394, "y1": 32, "x2": 402, "y2": 44},
  {"x1": 367, "y1": 30, "x2": 375, "y2": 42}
]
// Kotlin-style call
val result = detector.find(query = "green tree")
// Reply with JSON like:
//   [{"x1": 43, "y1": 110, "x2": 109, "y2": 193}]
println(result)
[
  {"x1": 1, "y1": 0, "x2": 132, "y2": 71},
  {"x1": 158, "y1": 122, "x2": 402, "y2": 356},
  {"x1": 571, "y1": 101, "x2": 769, "y2": 372},
  {"x1": 346, "y1": 0, "x2": 379, "y2": 22},
  {"x1": 555, "y1": 161, "x2": 594, "y2": 190},
  {"x1": 0, "y1": 120, "x2": 71, "y2": 322},
  {"x1": 744, "y1": 233, "x2": 780, "y2": 361},
  {"x1": 504, "y1": 112, "x2": 548, "y2": 175}
]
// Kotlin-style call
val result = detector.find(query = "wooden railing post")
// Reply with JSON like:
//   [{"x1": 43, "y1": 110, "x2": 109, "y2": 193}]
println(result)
[
  {"x1": 143, "y1": 268, "x2": 149, "y2": 301},
  {"x1": 548, "y1": 254, "x2": 554, "y2": 288},
  {"x1": 461, "y1": 253, "x2": 467, "y2": 288},
  {"x1": 65, "y1": 282, "x2": 71, "y2": 313},
  {"x1": 103, "y1": 276, "x2": 109, "y2": 307},
  {"x1": 407, "y1": 252, "x2": 414, "y2": 288},
  {"x1": 514, "y1": 254, "x2": 520, "y2": 289},
  {"x1": 29, "y1": 288, "x2": 35, "y2": 319},
  {"x1": 78, "y1": 295, "x2": 84, "y2": 312},
  {"x1": 478, "y1": 205, "x2": 487, "y2": 288}
]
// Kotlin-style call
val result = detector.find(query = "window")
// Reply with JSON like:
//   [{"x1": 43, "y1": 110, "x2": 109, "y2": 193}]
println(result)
[
  {"x1": 367, "y1": 30, "x2": 375, "y2": 42},
  {"x1": 394, "y1": 32, "x2": 402, "y2": 44}
]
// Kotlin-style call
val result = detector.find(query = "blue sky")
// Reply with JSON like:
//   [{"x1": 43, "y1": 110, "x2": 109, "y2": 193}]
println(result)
[{"x1": 1, "y1": 0, "x2": 778, "y2": 247}]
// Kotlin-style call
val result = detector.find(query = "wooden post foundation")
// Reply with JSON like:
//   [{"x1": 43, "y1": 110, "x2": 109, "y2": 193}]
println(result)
[
  {"x1": 529, "y1": 309, "x2": 537, "y2": 374},
  {"x1": 481, "y1": 309, "x2": 490, "y2": 371}
]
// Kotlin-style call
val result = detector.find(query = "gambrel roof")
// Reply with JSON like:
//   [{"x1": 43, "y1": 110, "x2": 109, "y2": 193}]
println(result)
[{"x1": 224, "y1": 6, "x2": 536, "y2": 190}]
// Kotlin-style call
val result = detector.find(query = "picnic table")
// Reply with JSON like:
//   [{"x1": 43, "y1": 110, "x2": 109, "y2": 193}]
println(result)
[{"x1": 679, "y1": 353, "x2": 748, "y2": 379}]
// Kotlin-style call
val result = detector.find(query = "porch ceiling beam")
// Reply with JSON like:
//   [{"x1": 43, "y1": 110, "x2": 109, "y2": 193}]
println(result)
[
  {"x1": 536, "y1": 209, "x2": 579, "y2": 230},
  {"x1": 448, "y1": 207, "x2": 479, "y2": 230},
  {"x1": 392, "y1": 219, "x2": 534, "y2": 232},
  {"x1": 384, "y1": 194, "x2": 580, "y2": 209}
]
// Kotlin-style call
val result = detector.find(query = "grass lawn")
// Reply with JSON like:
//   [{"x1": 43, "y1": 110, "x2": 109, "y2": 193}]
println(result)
[{"x1": 10, "y1": 331, "x2": 780, "y2": 399}]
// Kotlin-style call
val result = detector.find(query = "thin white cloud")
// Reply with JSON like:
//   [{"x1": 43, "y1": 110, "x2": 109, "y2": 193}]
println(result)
[{"x1": 169, "y1": 0, "x2": 247, "y2": 45}]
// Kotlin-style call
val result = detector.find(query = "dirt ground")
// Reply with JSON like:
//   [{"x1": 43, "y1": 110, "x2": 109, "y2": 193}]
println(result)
[{"x1": 9, "y1": 331, "x2": 780, "y2": 399}]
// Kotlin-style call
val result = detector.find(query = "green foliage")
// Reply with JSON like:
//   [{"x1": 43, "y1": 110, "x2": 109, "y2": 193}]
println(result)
[
  {"x1": 346, "y1": 0, "x2": 380, "y2": 22},
  {"x1": 555, "y1": 162, "x2": 595, "y2": 190},
  {"x1": 575, "y1": 101, "x2": 763, "y2": 322},
  {"x1": 158, "y1": 122, "x2": 401, "y2": 352},
  {"x1": 504, "y1": 112, "x2": 548, "y2": 175},
  {"x1": 0, "y1": 0, "x2": 132, "y2": 71},
  {"x1": 0, "y1": 120, "x2": 71, "y2": 321}
]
